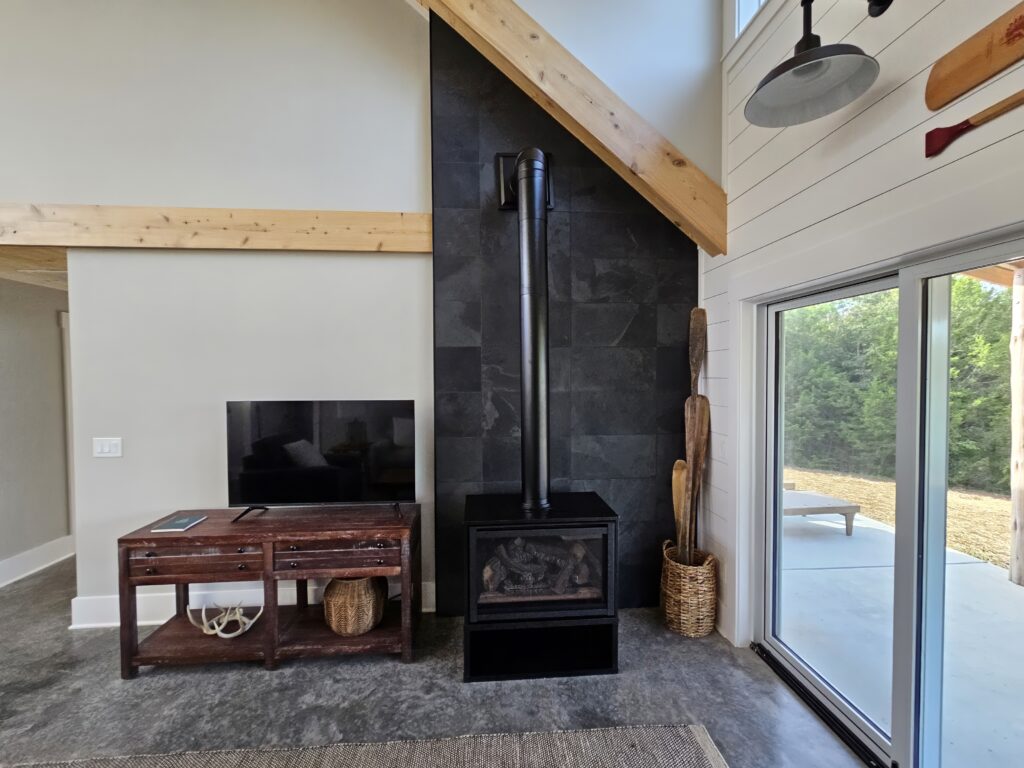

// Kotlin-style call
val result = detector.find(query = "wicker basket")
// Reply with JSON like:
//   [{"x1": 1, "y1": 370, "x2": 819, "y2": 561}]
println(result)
[
  {"x1": 661, "y1": 541, "x2": 717, "y2": 638},
  {"x1": 323, "y1": 576, "x2": 387, "y2": 637}
]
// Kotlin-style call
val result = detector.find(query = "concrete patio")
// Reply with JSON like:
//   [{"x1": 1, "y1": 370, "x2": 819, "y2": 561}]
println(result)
[{"x1": 779, "y1": 513, "x2": 1024, "y2": 767}]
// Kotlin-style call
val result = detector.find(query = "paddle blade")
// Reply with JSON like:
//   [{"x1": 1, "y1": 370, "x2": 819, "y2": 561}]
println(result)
[
  {"x1": 671, "y1": 460, "x2": 688, "y2": 553},
  {"x1": 925, "y1": 120, "x2": 974, "y2": 158}
]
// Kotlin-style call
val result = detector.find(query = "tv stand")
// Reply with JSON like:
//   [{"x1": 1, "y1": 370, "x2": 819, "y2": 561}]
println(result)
[{"x1": 117, "y1": 503, "x2": 420, "y2": 678}]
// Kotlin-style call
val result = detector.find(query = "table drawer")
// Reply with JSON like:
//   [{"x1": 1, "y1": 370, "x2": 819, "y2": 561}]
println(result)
[
  {"x1": 128, "y1": 545, "x2": 262, "y2": 578},
  {"x1": 274, "y1": 546, "x2": 400, "y2": 573}
]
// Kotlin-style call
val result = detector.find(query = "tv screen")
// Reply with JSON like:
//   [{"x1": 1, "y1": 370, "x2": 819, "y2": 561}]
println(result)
[{"x1": 226, "y1": 400, "x2": 415, "y2": 506}]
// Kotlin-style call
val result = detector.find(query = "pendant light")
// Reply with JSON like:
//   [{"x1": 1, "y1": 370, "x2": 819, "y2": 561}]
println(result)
[{"x1": 744, "y1": 0, "x2": 892, "y2": 128}]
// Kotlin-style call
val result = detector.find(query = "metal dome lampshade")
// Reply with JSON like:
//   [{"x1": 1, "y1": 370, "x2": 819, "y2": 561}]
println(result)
[{"x1": 744, "y1": 0, "x2": 892, "y2": 129}]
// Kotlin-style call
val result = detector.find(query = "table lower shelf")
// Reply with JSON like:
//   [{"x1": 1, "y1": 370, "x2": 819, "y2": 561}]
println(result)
[{"x1": 134, "y1": 602, "x2": 403, "y2": 668}]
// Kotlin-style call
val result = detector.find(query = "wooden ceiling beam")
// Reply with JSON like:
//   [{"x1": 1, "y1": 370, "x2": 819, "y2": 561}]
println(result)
[
  {"x1": 0, "y1": 204, "x2": 433, "y2": 254},
  {"x1": 0, "y1": 245, "x2": 68, "y2": 291},
  {"x1": 419, "y1": 0, "x2": 727, "y2": 255}
]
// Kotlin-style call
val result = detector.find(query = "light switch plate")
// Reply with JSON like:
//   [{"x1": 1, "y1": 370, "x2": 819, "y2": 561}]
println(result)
[{"x1": 93, "y1": 437, "x2": 123, "y2": 458}]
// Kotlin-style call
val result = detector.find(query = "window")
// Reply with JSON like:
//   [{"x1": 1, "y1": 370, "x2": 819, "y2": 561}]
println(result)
[{"x1": 737, "y1": 0, "x2": 768, "y2": 35}]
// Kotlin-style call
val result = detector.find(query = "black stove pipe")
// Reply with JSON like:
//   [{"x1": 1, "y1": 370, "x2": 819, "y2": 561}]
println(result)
[{"x1": 516, "y1": 148, "x2": 550, "y2": 513}]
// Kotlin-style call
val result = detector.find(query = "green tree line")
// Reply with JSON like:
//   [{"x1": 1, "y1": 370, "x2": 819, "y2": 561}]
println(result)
[{"x1": 782, "y1": 276, "x2": 1011, "y2": 494}]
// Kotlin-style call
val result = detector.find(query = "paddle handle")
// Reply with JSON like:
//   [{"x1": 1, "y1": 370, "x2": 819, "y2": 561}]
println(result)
[{"x1": 971, "y1": 88, "x2": 1024, "y2": 127}]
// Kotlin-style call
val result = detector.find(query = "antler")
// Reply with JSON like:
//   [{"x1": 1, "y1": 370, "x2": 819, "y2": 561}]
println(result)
[{"x1": 187, "y1": 603, "x2": 264, "y2": 639}]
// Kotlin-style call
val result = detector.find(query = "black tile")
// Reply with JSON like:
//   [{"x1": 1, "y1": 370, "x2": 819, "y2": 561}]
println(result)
[
  {"x1": 657, "y1": 259, "x2": 698, "y2": 304},
  {"x1": 659, "y1": 217, "x2": 700, "y2": 261},
  {"x1": 572, "y1": 258, "x2": 657, "y2": 304},
  {"x1": 570, "y1": 478, "x2": 657, "y2": 518},
  {"x1": 550, "y1": 347, "x2": 571, "y2": 392},
  {"x1": 657, "y1": 304, "x2": 691, "y2": 347},
  {"x1": 435, "y1": 301, "x2": 481, "y2": 346},
  {"x1": 550, "y1": 391, "x2": 571, "y2": 436},
  {"x1": 655, "y1": 433, "x2": 686, "y2": 502},
  {"x1": 571, "y1": 166, "x2": 646, "y2": 213},
  {"x1": 482, "y1": 345, "x2": 520, "y2": 392},
  {"x1": 572, "y1": 304, "x2": 656, "y2": 347},
  {"x1": 548, "y1": 212, "x2": 571, "y2": 302},
  {"x1": 571, "y1": 434, "x2": 656, "y2": 479},
  {"x1": 482, "y1": 388, "x2": 520, "y2": 438},
  {"x1": 570, "y1": 212, "x2": 662, "y2": 260},
  {"x1": 436, "y1": 392, "x2": 483, "y2": 437},
  {"x1": 571, "y1": 348, "x2": 655, "y2": 391},
  {"x1": 434, "y1": 163, "x2": 482, "y2": 209},
  {"x1": 550, "y1": 302, "x2": 572, "y2": 348},
  {"x1": 572, "y1": 390, "x2": 656, "y2": 435},
  {"x1": 435, "y1": 347, "x2": 481, "y2": 392},
  {"x1": 433, "y1": 209, "x2": 481, "y2": 301},
  {"x1": 431, "y1": 112, "x2": 479, "y2": 164},
  {"x1": 482, "y1": 437, "x2": 520, "y2": 482},
  {"x1": 551, "y1": 435, "x2": 571, "y2": 479},
  {"x1": 436, "y1": 437, "x2": 483, "y2": 482},
  {"x1": 656, "y1": 347, "x2": 691, "y2": 392},
  {"x1": 656, "y1": 391, "x2": 689, "y2": 434}
]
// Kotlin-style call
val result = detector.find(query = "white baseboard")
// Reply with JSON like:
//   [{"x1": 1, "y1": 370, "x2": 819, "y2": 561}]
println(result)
[
  {"x1": 71, "y1": 579, "x2": 437, "y2": 629},
  {"x1": 0, "y1": 535, "x2": 74, "y2": 589}
]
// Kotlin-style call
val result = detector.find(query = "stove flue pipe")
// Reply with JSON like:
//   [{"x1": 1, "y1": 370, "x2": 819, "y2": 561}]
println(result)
[{"x1": 516, "y1": 148, "x2": 550, "y2": 513}]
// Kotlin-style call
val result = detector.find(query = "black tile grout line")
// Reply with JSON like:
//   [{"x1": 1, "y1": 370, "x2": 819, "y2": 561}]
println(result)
[
  {"x1": 728, "y1": 0, "x2": 865, "y2": 147},
  {"x1": 711, "y1": 123, "x2": 1024, "y2": 273},
  {"x1": 728, "y1": 59, "x2": 1024, "y2": 236},
  {"x1": 729, "y1": 0, "x2": 968, "y2": 204},
  {"x1": 728, "y1": 0, "x2": 945, "y2": 167}
]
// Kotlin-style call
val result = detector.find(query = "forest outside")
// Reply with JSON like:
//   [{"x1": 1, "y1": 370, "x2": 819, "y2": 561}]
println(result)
[{"x1": 782, "y1": 275, "x2": 1011, "y2": 567}]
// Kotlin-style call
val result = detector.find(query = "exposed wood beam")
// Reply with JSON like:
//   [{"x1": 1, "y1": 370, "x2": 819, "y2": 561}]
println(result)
[
  {"x1": 0, "y1": 204, "x2": 433, "y2": 254},
  {"x1": 419, "y1": 0, "x2": 727, "y2": 256},
  {"x1": 0, "y1": 245, "x2": 68, "y2": 291}
]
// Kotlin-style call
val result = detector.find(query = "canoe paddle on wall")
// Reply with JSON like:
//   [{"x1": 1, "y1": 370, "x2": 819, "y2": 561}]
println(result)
[
  {"x1": 925, "y1": 88, "x2": 1024, "y2": 158},
  {"x1": 926, "y1": 2, "x2": 1024, "y2": 111}
]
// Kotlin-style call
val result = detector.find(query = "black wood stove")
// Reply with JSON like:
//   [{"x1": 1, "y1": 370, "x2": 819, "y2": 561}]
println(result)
[{"x1": 463, "y1": 149, "x2": 619, "y2": 682}]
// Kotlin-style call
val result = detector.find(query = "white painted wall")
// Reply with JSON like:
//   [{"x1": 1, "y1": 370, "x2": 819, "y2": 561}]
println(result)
[
  {"x1": 706, "y1": 0, "x2": 1024, "y2": 644},
  {"x1": 0, "y1": 0, "x2": 430, "y2": 212},
  {"x1": 67, "y1": 249, "x2": 434, "y2": 626},
  {"x1": 0, "y1": 281, "x2": 72, "y2": 579},
  {"x1": 517, "y1": 0, "x2": 723, "y2": 184}
]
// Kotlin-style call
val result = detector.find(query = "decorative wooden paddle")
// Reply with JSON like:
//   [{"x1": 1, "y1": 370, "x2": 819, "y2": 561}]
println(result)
[
  {"x1": 925, "y1": 88, "x2": 1024, "y2": 158},
  {"x1": 689, "y1": 308, "x2": 708, "y2": 394},
  {"x1": 672, "y1": 459, "x2": 689, "y2": 555},
  {"x1": 926, "y1": 2, "x2": 1024, "y2": 111},
  {"x1": 683, "y1": 395, "x2": 710, "y2": 567}
]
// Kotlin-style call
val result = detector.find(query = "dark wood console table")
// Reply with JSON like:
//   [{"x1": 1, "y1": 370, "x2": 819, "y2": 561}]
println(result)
[{"x1": 117, "y1": 503, "x2": 420, "y2": 679}]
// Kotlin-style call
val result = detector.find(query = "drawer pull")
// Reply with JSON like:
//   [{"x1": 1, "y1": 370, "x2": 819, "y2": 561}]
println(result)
[
  {"x1": 289, "y1": 561, "x2": 299, "y2": 569},
  {"x1": 237, "y1": 563, "x2": 248, "y2": 571},
  {"x1": 376, "y1": 559, "x2": 385, "y2": 565},
  {"x1": 237, "y1": 547, "x2": 246, "y2": 554},
  {"x1": 376, "y1": 542, "x2": 385, "y2": 549},
  {"x1": 145, "y1": 551, "x2": 156, "y2": 558},
  {"x1": 289, "y1": 545, "x2": 299, "y2": 552},
  {"x1": 145, "y1": 567, "x2": 156, "y2": 575}
]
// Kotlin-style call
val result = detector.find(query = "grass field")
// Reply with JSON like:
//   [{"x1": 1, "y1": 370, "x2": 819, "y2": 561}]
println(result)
[{"x1": 785, "y1": 467, "x2": 1011, "y2": 569}]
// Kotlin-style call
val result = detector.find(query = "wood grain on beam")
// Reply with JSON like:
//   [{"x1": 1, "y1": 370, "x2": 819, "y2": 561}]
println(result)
[
  {"x1": 963, "y1": 260, "x2": 1024, "y2": 287},
  {"x1": 0, "y1": 204, "x2": 432, "y2": 254},
  {"x1": 419, "y1": 0, "x2": 727, "y2": 255},
  {"x1": 0, "y1": 245, "x2": 68, "y2": 291}
]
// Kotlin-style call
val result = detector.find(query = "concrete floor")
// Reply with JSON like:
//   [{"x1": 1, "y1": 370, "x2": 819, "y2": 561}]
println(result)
[
  {"x1": 781, "y1": 515, "x2": 1024, "y2": 767},
  {"x1": 0, "y1": 559, "x2": 860, "y2": 768}
]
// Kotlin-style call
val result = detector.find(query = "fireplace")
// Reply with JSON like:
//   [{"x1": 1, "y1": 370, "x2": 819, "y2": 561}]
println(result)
[{"x1": 462, "y1": 149, "x2": 618, "y2": 682}]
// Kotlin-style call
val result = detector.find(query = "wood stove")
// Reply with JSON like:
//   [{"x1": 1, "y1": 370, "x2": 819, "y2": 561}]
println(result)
[{"x1": 462, "y1": 149, "x2": 619, "y2": 682}]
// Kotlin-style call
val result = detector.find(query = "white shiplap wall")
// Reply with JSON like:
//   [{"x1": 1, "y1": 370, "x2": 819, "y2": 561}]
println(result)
[{"x1": 707, "y1": 0, "x2": 1024, "y2": 644}]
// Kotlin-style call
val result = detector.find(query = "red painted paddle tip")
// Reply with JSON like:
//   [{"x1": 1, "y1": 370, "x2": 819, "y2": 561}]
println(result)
[{"x1": 925, "y1": 119, "x2": 974, "y2": 158}]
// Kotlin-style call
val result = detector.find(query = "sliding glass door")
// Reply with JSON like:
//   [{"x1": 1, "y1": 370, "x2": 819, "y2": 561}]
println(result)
[{"x1": 762, "y1": 242, "x2": 1024, "y2": 767}]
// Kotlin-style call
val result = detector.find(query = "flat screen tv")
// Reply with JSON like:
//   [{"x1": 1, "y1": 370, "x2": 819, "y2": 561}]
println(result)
[{"x1": 226, "y1": 400, "x2": 415, "y2": 507}]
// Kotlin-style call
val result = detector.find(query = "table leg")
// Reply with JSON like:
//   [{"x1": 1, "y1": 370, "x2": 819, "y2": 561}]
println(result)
[
  {"x1": 118, "y1": 547, "x2": 138, "y2": 680},
  {"x1": 400, "y1": 537, "x2": 413, "y2": 663},
  {"x1": 175, "y1": 583, "x2": 190, "y2": 616},
  {"x1": 263, "y1": 544, "x2": 279, "y2": 670},
  {"x1": 845, "y1": 513, "x2": 855, "y2": 536},
  {"x1": 296, "y1": 579, "x2": 308, "y2": 612}
]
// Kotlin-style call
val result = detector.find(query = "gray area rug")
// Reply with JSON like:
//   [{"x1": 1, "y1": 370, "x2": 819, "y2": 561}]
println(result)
[{"x1": 16, "y1": 726, "x2": 728, "y2": 768}]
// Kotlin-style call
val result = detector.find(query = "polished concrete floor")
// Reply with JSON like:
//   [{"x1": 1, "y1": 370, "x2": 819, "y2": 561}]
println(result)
[{"x1": 0, "y1": 559, "x2": 859, "y2": 767}]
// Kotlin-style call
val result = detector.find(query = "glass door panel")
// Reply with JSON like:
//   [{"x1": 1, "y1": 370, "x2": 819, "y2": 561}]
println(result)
[
  {"x1": 769, "y1": 284, "x2": 899, "y2": 742},
  {"x1": 920, "y1": 263, "x2": 1024, "y2": 767}
]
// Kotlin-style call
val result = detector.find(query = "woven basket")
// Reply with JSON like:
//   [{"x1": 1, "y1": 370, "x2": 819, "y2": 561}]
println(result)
[
  {"x1": 661, "y1": 541, "x2": 717, "y2": 638},
  {"x1": 323, "y1": 576, "x2": 387, "y2": 637}
]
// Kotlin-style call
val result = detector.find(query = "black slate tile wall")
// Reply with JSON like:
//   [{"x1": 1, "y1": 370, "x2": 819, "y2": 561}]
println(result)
[{"x1": 430, "y1": 16, "x2": 698, "y2": 614}]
